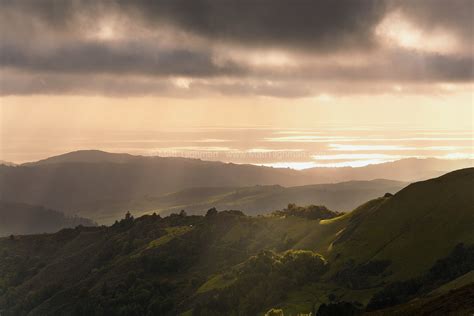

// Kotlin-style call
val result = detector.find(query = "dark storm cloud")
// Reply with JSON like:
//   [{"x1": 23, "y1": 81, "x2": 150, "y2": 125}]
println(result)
[
  {"x1": 121, "y1": 0, "x2": 389, "y2": 51},
  {"x1": 0, "y1": 40, "x2": 244, "y2": 77},
  {"x1": 289, "y1": 51, "x2": 474, "y2": 83},
  {"x1": 0, "y1": 0, "x2": 472, "y2": 97},
  {"x1": 0, "y1": 0, "x2": 389, "y2": 51},
  {"x1": 0, "y1": 0, "x2": 104, "y2": 30}
]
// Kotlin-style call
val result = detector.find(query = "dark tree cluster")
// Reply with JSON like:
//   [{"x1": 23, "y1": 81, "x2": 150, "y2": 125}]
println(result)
[{"x1": 272, "y1": 204, "x2": 342, "y2": 220}]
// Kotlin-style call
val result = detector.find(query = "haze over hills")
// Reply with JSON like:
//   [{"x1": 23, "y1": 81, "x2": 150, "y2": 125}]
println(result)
[
  {"x1": 0, "y1": 160, "x2": 15, "y2": 167},
  {"x1": 1, "y1": 150, "x2": 471, "y2": 223},
  {"x1": 21, "y1": 150, "x2": 474, "y2": 182},
  {"x1": 138, "y1": 179, "x2": 406, "y2": 217},
  {"x1": 0, "y1": 168, "x2": 472, "y2": 315},
  {"x1": 0, "y1": 201, "x2": 95, "y2": 237},
  {"x1": 304, "y1": 157, "x2": 474, "y2": 183}
]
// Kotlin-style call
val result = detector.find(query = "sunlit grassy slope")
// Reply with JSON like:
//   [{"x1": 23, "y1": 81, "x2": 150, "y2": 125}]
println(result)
[{"x1": 328, "y1": 167, "x2": 474, "y2": 280}]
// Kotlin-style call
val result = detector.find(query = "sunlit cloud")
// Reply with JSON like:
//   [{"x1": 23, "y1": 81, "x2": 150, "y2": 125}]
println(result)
[
  {"x1": 328, "y1": 144, "x2": 416, "y2": 151},
  {"x1": 155, "y1": 146, "x2": 233, "y2": 152},
  {"x1": 312, "y1": 154, "x2": 405, "y2": 161},
  {"x1": 391, "y1": 137, "x2": 474, "y2": 141},
  {"x1": 273, "y1": 130, "x2": 324, "y2": 135},
  {"x1": 415, "y1": 131, "x2": 473, "y2": 136},
  {"x1": 265, "y1": 135, "x2": 357, "y2": 143},
  {"x1": 375, "y1": 11, "x2": 461, "y2": 55},
  {"x1": 314, "y1": 93, "x2": 335, "y2": 103},
  {"x1": 172, "y1": 77, "x2": 193, "y2": 89},
  {"x1": 421, "y1": 146, "x2": 471, "y2": 151},
  {"x1": 217, "y1": 48, "x2": 297, "y2": 68},
  {"x1": 194, "y1": 139, "x2": 232, "y2": 143},
  {"x1": 437, "y1": 153, "x2": 474, "y2": 160},
  {"x1": 328, "y1": 144, "x2": 473, "y2": 152},
  {"x1": 246, "y1": 148, "x2": 304, "y2": 153},
  {"x1": 88, "y1": 20, "x2": 120, "y2": 41}
]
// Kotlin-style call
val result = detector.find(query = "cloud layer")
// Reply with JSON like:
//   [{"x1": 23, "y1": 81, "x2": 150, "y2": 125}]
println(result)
[{"x1": 1, "y1": 0, "x2": 472, "y2": 97}]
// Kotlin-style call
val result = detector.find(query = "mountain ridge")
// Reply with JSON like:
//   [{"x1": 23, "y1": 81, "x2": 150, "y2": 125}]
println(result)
[{"x1": 2, "y1": 150, "x2": 471, "y2": 223}]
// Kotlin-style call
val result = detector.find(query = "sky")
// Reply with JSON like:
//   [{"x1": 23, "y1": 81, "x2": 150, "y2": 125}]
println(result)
[{"x1": 0, "y1": 0, "x2": 473, "y2": 167}]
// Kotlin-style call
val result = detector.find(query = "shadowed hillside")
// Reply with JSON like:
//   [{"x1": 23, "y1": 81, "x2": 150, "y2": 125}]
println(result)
[
  {"x1": 1, "y1": 150, "x2": 471, "y2": 223},
  {"x1": 123, "y1": 179, "x2": 406, "y2": 218},
  {"x1": 0, "y1": 201, "x2": 95, "y2": 236}
]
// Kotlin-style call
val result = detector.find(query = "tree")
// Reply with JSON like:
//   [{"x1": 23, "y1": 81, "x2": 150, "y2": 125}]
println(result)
[{"x1": 206, "y1": 207, "x2": 218, "y2": 218}]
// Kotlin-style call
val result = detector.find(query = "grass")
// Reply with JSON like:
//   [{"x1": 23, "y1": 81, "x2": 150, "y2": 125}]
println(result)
[
  {"x1": 325, "y1": 169, "x2": 474, "y2": 280},
  {"x1": 196, "y1": 274, "x2": 236, "y2": 294},
  {"x1": 146, "y1": 226, "x2": 194, "y2": 249}
]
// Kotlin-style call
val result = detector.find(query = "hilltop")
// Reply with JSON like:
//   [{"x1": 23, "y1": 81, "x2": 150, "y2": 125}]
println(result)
[{"x1": 23, "y1": 150, "x2": 139, "y2": 166}]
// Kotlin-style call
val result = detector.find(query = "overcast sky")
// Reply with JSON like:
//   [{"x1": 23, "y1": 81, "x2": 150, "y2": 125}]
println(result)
[
  {"x1": 1, "y1": 0, "x2": 472, "y2": 96},
  {"x1": 0, "y1": 0, "x2": 473, "y2": 164}
]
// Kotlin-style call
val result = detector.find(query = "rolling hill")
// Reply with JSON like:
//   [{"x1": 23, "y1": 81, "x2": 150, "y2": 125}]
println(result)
[
  {"x1": 136, "y1": 179, "x2": 406, "y2": 217},
  {"x1": 0, "y1": 168, "x2": 472, "y2": 315},
  {"x1": 1, "y1": 150, "x2": 471, "y2": 223},
  {"x1": 0, "y1": 201, "x2": 95, "y2": 237}
]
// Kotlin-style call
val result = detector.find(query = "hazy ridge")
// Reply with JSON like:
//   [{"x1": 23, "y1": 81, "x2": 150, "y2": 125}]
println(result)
[
  {"x1": 1, "y1": 150, "x2": 471, "y2": 224},
  {"x1": 0, "y1": 201, "x2": 95, "y2": 236}
]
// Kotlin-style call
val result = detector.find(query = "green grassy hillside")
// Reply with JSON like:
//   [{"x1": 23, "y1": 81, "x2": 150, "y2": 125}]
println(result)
[
  {"x1": 328, "y1": 167, "x2": 474, "y2": 280},
  {"x1": 0, "y1": 168, "x2": 472, "y2": 315}
]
